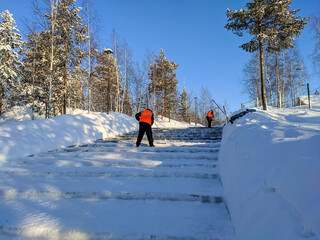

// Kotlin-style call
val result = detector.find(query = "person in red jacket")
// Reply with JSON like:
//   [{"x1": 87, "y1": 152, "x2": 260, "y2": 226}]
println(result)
[
  {"x1": 206, "y1": 110, "x2": 214, "y2": 128},
  {"x1": 135, "y1": 109, "x2": 155, "y2": 147}
]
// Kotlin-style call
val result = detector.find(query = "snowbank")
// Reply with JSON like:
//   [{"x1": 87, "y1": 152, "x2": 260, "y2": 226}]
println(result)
[
  {"x1": 0, "y1": 108, "x2": 195, "y2": 164},
  {"x1": 0, "y1": 110, "x2": 138, "y2": 164},
  {"x1": 219, "y1": 95, "x2": 320, "y2": 240}
]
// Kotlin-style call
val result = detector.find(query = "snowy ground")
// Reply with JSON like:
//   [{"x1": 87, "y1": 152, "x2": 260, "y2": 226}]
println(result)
[
  {"x1": 219, "y1": 95, "x2": 320, "y2": 240},
  {"x1": 0, "y1": 96, "x2": 319, "y2": 239}
]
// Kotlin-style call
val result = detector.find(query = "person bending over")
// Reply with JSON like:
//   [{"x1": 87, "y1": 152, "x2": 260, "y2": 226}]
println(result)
[{"x1": 135, "y1": 109, "x2": 155, "y2": 147}]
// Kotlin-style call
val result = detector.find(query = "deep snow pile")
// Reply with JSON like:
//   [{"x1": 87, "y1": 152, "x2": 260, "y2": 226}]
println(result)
[
  {"x1": 219, "y1": 95, "x2": 320, "y2": 240},
  {"x1": 0, "y1": 108, "x2": 194, "y2": 164}
]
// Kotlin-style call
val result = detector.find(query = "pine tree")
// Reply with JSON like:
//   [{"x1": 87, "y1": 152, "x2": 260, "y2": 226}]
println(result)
[
  {"x1": 149, "y1": 49, "x2": 178, "y2": 118},
  {"x1": 225, "y1": 0, "x2": 309, "y2": 110},
  {"x1": 0, "y1": 10, "x2": 22, "y2": 115}
]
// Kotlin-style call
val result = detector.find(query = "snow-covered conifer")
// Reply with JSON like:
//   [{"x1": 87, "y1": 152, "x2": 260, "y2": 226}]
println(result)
[
  {"x1": 0, "y1": 10, "x2": 22, "y2": 115},
  {"x1": 19, "y1": 31, "x2": 52, "y2": 117}
]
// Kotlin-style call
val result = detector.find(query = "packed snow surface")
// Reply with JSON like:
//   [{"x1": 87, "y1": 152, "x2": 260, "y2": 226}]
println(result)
[{"x1": 219, "y1": 95, "x2": 320, "y2": 240}]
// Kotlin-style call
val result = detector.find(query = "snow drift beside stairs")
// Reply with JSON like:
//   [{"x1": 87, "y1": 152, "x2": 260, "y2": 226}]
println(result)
[
  {"x1": 0, "y1": 108, "x2": 195, "y2": 164},
  {"x1": 0, "y1": 110, "x2": 138, "y2": 164},
  {"x1": 219, "y1": 95, "x2": 320, "y2": 240}
]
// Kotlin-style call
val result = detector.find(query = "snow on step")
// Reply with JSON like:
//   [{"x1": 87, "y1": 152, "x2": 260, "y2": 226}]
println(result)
[
  {"x1": 59, "y1": 146, "x2": 220, "y2": 154},
  {"x1": 0, "y1": 190, "x2": 223, "y2": 203},
  {"x1": 0, "y1": 170, "x2": 219, "y2": 179},
  {"x1": 2, "y1": 160, "x2": 219, "y2": 175},
  {"x1": 8, "y1": 158, "x2": 218, "y2": 169},
  {"x1": 0, "y1": 175, "x2": 223, "y2": 197},
  {"x1": 0, "y1": 126, "x2": 235, "y2": 239},
  {"x1": 0, "y1": 198, "x2": 233, "y2": 240},
  {"x1": 35, "y1": 151, "x2": 218, "y2": 161}
]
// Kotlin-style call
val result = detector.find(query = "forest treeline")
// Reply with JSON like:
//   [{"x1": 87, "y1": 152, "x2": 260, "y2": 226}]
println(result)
[
  {"x1": 0, "y1": 0, "x2": 319, "y2": 126},
  {"x1": 0, "y1": 0, "x2": 224, "y2": 126}
]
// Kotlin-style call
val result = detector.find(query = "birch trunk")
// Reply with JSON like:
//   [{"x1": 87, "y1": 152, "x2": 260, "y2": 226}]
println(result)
[
  {"x1": 276, "y1": 53, "x2": 281, "y2": 108},
  {"x1": 281, "y1": 51, "x2": 286, "y2": 107},
  {"x1": 265, "y1": 53, "x2": 273, "y2": 106}
]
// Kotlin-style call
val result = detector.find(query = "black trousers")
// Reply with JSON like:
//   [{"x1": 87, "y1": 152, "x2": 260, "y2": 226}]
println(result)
[
  {"x1": 136, "y1": 122, "x2": 154, "y2": 146},
  {"x1": 206, "y1": 116, "x2": 213, "y2": 128}
]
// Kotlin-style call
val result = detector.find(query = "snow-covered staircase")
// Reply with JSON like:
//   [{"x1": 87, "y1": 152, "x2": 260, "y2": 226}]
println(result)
[{"x1": 0, "y1": 127, "x2": 235, "y2": 239}]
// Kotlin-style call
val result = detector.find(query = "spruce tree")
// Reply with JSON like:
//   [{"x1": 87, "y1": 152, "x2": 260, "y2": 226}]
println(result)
[
  {"x1": 225, "y1": 0, "x2": 309, "y2": 110},
  {"x1": 0, "y1": 10, "x2": 22, "y2": 115}
]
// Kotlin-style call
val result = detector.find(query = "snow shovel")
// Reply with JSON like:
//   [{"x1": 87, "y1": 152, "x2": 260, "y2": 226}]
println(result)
[{"x1": 152, "y1": 130, "x2": 167, "y2": 144}]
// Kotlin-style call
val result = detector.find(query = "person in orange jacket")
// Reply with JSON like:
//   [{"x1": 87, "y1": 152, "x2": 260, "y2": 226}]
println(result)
[
  {"x1": 135, "y1": 109, "x2": 155, "y2": 147},
  {"x1": 206, "y1": 110, "x2": 214, "y2": 128}
]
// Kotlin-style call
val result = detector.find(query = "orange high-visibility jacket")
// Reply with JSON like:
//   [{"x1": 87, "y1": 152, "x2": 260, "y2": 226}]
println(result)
[
  {"x1": 206, "y1": 111, "x2": 214, "y2": 118},
  {"x1": 139, "y1": 109, "x2": 153, "y2": 125}
]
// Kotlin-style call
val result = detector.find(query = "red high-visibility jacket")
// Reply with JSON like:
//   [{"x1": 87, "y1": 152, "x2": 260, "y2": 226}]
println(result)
[
  {"x1": 139, "y1": 109, "x2": 153, "y2": 125},
  {"x1": 206, "y1": 111, "x2": 214, "y2": 118}
]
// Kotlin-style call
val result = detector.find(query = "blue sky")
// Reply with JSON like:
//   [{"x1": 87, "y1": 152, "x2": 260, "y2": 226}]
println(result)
[{"x1": 1, "y1": 0, "x2": 319, "y2": 112}]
